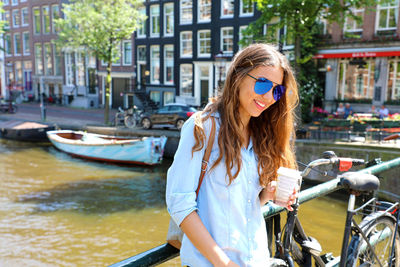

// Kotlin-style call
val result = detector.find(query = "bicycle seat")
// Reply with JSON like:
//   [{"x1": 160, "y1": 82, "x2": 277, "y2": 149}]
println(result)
[{"x1": 339, "y1": 172, "x2": 380, "y2": 192}]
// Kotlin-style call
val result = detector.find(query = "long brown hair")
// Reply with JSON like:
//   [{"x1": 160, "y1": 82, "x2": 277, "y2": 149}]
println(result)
[{"x1": 192, "y1": 43, "x2": 299, "y2": 187}]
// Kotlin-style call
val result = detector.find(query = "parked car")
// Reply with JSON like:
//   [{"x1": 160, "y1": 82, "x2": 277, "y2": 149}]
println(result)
[{"x1": 141, "y1": 103, "x2": 197, "y2": 130}]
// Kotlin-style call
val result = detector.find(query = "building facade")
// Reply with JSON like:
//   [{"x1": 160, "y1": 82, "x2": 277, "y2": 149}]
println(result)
[
  {"x1": 1, "y1": 0, "x2": 135, "y2": 109},
  {"x1": 317, "y1": 1, "x2": 400, "y2": 114},
  {"x1": 134, "y1": 0, "x2": 265, "y2": 109}
]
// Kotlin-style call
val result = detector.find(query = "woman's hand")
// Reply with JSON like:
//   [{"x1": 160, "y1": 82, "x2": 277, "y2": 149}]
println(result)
[
  {"x1": 285, "y1": 189, "x2": 298, "y2": 211},
  {"x1": 259, "y1": 181, "x2": 277, "y2": 205}
]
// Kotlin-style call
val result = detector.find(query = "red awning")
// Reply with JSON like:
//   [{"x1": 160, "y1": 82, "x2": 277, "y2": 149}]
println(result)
[{"x1": 314, "y1": 51, "x2": 400, "y2": 59}]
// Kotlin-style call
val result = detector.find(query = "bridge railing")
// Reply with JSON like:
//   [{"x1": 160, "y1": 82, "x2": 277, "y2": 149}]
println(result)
[{"x1": 110, "y1": 157, "x2": 400, "y2": 267}]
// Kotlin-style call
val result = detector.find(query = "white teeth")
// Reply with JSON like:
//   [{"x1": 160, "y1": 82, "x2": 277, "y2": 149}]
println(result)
[{"x1": 255, "y1": 100, "x2": 265, "y2": 107}]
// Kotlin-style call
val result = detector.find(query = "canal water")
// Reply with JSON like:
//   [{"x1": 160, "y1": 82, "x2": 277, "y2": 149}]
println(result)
[{"x1": 0, "y1": 139, "x2": 399, "y2": 266}]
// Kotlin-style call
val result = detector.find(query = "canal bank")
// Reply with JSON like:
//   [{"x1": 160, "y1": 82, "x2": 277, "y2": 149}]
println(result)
[{"x1": 2, "y1": 102, "x2": 400, "y2": 159}]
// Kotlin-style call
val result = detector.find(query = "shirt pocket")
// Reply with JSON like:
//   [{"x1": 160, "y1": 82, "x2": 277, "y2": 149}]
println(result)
[{"x1": 207, "y1": 152, "x2": 242, "y2": 188}]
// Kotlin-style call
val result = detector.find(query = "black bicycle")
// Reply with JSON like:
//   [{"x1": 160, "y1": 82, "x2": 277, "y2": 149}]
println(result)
[{"x1": 269, "y1": 151, "x2": 400, "y2": 267}]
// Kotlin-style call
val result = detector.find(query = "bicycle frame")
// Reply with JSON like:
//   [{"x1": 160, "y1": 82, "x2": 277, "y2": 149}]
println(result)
[{"x1": 274, "y1": 157, "x2": 400, "y2": 267}]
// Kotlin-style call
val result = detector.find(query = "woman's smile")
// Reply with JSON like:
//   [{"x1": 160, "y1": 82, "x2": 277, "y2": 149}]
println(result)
[{"x1": 238, "y1": 65, "x2": 284, "y2": 125}]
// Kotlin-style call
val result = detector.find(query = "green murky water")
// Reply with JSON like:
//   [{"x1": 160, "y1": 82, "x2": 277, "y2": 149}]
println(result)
[{"x1": 0, "y1": 139, "x2": 398, "y2": 266}]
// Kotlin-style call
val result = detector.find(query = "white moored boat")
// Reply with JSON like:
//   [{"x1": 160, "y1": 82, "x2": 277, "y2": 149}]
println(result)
[{"x1": 46, "y1": 130, "x2": 167, "y2": 166}]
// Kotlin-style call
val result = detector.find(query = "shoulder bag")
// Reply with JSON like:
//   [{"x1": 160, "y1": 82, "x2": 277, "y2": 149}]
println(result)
[{"x1": 166, "y1": 116, "x2": 216, "y2": 249}]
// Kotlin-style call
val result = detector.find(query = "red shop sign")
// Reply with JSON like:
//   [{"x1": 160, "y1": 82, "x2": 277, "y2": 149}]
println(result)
[{"x1": 314, "y1": 51, "x2": 400, "y2": 59}]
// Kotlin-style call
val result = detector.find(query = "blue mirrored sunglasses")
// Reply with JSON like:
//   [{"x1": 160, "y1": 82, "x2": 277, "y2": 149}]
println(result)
[{"x1": 246, "y1": 73, "x2": 286, "y2": 101}]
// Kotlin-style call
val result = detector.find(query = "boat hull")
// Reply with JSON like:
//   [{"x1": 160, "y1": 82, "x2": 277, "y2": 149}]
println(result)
[
  {"x1": 0, "y1": 121, "x2": 55, "y2": 142},
  {"x1": 47, "y1": 130, "x2": 167, "y2": 165}
]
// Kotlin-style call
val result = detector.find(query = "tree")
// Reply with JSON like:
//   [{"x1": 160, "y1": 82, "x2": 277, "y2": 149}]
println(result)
[
  {"x1": 0, "y1": 2, "x2": 6, "y2": 36},
  {"x1": 242, "y1": 0, "x2": 378, "y2": 122},
  {"x1": 55, "y1": 0, "x2": 146, "y2": 124}
]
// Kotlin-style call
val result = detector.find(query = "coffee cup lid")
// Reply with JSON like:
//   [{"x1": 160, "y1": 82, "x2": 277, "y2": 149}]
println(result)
[{"x1": 277, "y1": 167, "x2": 301, "y2": 179}]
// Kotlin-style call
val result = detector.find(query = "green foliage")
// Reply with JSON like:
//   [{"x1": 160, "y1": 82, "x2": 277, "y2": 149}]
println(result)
[
  {"x1": 241, "y1": 0, "x2": 379, "y2": 123},
  {"x1": 297, "y1": 22, "x2": 324, "y2": 123},
  {"x1": 0, "y1": 2, "x2": 6, "y2": 36},
  {"x1": 54, "y1": 0, "x2": 146, "y2": 63},
  {"x1": 54, "y1": 0, "x2": 146, "y2": 124}
]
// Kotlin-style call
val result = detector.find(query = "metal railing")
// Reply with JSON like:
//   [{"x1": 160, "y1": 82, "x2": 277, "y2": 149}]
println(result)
[{"x1": 110, "y1": 157, "x2": 400, "y2": 267}]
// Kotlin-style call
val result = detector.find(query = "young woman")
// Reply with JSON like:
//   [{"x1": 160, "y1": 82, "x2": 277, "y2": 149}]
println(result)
[{"x1": 166, "y1": 43, "x2": 299, "y2": 266}]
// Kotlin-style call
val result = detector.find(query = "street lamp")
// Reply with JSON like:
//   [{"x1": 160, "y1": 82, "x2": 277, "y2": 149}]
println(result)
[
  {"x1": 5, "y1": 62, "x2": 13, "y2": 113},
  {"x1": 214, "y1": 51, "x2": 228, "y2": 92}
]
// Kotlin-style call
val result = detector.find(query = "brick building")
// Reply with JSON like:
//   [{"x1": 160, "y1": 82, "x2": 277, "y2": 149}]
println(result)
[
  {"x1": 1, "y1": 0, "x2": 135, "y2": 109},
  {"x1": 317, "y1": 1, "x2": 400, "y2": 114}
]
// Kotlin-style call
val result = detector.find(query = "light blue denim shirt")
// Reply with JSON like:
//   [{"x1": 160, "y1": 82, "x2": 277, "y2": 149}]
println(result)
[{"x1": 166, "y1": 112, "x2": 269, "y2": 267}]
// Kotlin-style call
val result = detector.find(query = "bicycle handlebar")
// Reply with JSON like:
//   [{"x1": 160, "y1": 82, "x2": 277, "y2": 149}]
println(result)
[{"x1": 300, "y1": 157, "x2": 365, "y2": 177}]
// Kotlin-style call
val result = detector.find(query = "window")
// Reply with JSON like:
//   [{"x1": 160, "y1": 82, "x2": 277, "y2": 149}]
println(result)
[
  {"x1": 14, "y1": 33, "x2": 21, "y2": 55},
  {"x1": 123, "y1": 40, "x2": 132, "y2": 65},
  {"x1": 4, "y1": 11, "x2": 10, "y2": 29},
  {"x1": 164, "y1": 92, "x2": 174, "y2": 105},
  {"x1": 5, "y1": 34, "x2": 11, "y2": 56},
  {"x1": 65, "y1": 52, "x2": 73, "y2": 85},
  {"x1": 150, "y1": 45, "x2": 160, "y2": 84},
  {"x1": 12, "y1": 9, "x2": 20, "y2": 28},
  {"x1": 263, "y1": 17, "x2": 280, "y2": 43},
  {"x1": 180, "y1": 0, "x2": 192, "y2": 24},
  {"x1": 239, "y1": 25, "x2": 252, "y2": 50},
  {"x1": 198, "y1": 0, "x2": 211, "y2": 22},
  {"x1": 3, "y1": 0, "x2": 9, "y2": 5},
  {"x1": 33, "y1": 7, "x2": 40, "y2": 34},
  {"x1": 42, "y1": 6, "x2": 50, "y2": 34},
  {"x1": 11, "y1": 0, "x2": 17, "y2": 6},
  {"x1": 337, "y1": 59, "x2": 375, "y2": 101},
  {"x1": 52, "y1": 5, "x2": 60, "y2": 33},
  {"x1": 221, "y1": 0, "x2": 234, "y2": 17},
  {"x1": 76, "y1": 52, "x2": 85, "y2": 86},
  {"x1": 344, "y1": 8, "x2": 364, "y2": 33},
  {"x1": 198, "y1": 30, "x2": 211, "y2": 57},
  {"x1": 164, "y1": 3, "x2": 174, "y2": 36},
  {"x1": 150, "y1": 91, "x2": 161, "y2": 106},
  {"x1": 21, "y1": 8, "x2": 29, "y2": 26},
  {"x1": 53, "y1": 44, "x2": 62, "y2": 76},
  {"x1": 137, "y1": 7, "x2": 146, "y2": 37},
  {"x1": 387, "y1": 59, "x2": 400, "y2": 101},
  {"x1": 240, "y1": 0, "x2": 254, "y2": 16},
  {"x1": 180, "y1": 31, "x2": 192, "y2": 57},
  {"x1": 44, "y1": 43, "x2": 52, "y2": 75},
  {"x1": 113, "y1": 42, "x2": 121, "y2": 65},
  {"x1": 150, "y1": 5, "x2": 160, "y2": 37},
  {"x1": 137, "y1": 46, "x2": 146, "y2": 61},
  {"x1": 221, "y1": 27, "x2": 234, "y2": 54},
  {"x1": 22, "y1": 32, "x2": 29, "y2": 55},
  {"x1": 15, "y1": 61, "x2": 22, "y2": 82},
  {"x1": 88, "y1": 68, "x2": 96, "y2": 94},
  {"x1": 34, "y1": 43, "x2": 43, "y2": 75},
  {"x1": 164, "y1": 45, "x2": 174, "y2": 84},
  {"x1": 376, "y1": 0, "x2": 398, "y2": 32},
  {"x1": 180, "y1": 64, "x2": 193, "y2": 95}
]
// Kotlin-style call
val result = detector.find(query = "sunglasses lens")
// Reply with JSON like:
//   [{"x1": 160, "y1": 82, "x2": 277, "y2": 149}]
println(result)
[
  {"x1": 254, "y1": 78, "x2": 273, "y2": 95},
  {"x1": 273, "y1": 85, "x2": 286, "y2": 101}
]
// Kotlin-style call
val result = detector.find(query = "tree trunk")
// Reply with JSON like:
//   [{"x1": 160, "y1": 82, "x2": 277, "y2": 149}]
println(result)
[
  {"x1": 104, "y1": 60, "x2": 112, "y2": 124},
  {"x1": 294, "y1": 34, "x2": 301, "y2": 76}
]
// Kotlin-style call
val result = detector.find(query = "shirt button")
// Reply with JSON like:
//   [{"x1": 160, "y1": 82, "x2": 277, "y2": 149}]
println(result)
[
  {"x1": 248, "y1": 180, "x2": 251, "y2": 184},
  {"x1": 247, "y1": 218, "x2": 250, "y2": 222},
  {"x1": 248, "y1": 199, "x2": 251, "y2": 203}
]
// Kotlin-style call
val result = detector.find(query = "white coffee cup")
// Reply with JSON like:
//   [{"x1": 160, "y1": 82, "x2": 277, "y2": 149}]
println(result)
[{"x1": 274, "y1": 167, "x2": 302, "y2": 207}]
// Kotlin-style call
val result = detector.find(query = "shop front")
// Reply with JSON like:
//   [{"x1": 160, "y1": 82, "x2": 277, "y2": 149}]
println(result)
[{"x1": 316, "y1": 47, "x2": 400, "y2": 114}]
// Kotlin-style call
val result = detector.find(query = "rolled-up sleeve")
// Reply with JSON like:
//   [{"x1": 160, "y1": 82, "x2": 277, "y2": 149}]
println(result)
[{"x1": 166, "y1": 116, "x2": 209, "y2": 226}]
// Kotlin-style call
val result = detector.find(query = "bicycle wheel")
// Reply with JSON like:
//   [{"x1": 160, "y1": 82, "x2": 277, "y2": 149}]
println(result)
[
  {"x1": 124, "y1": 115, "x2": 136, "y2": 128},
  {"x1": 347, "y1": 213, "x2": 400, "y2": 267}
]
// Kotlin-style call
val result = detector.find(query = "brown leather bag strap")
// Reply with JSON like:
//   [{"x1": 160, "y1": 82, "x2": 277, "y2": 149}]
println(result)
[{"x1": 195, "y1": 117, "x2": 216, "y2": 197}]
